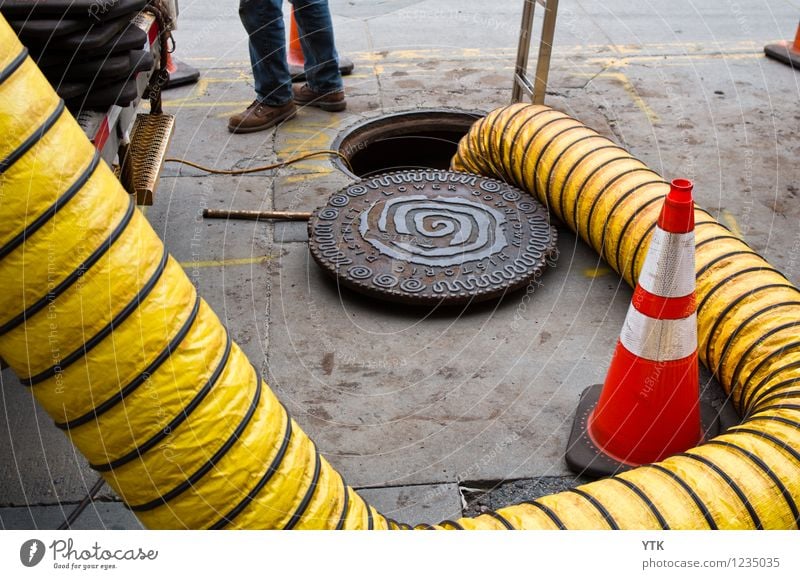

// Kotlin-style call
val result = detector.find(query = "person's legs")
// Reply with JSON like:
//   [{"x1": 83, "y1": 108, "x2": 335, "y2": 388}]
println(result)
[
  {"x1": 290, "y1": 0, "x2": 343, "y2": 94},
  {"x1": 238, "y1": 0, "x2": 292, "y2": 105},
  {"x1": 231, "y1": 0, "x2": 296, "y2": 132}
]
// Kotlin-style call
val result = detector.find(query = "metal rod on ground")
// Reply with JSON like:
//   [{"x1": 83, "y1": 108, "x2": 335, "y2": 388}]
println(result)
[{"x1": 202, "y1": 209, "x2": 312, "y2": 222}]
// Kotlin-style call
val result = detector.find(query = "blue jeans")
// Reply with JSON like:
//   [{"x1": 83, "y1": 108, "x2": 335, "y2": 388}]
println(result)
[{"x1": 238, "y1": 0, "x2": 343, "y2": 106}]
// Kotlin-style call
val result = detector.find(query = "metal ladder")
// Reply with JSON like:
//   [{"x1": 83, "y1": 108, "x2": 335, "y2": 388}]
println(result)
[{"x1": 511, "y1": 0, "x2": 559, "y2": 104}]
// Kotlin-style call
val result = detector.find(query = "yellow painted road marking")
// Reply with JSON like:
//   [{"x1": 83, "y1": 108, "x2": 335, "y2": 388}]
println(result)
[
  {"x1": 282, "y1": 135, "x2": 332, "y2": 147},
  {"x1": 578, "y1": 71, "x2": 660, "y2": 124},
  {"x1": 721, "y1": 210, "x2": 744, "y2": 239},
  {"x1": 192, "y1": 76, "x2": 209, "y2": 97},
  {"x1": 584, "y1": 266, "x2": 612, "y2": 278},
  {"x1": 161, "y1": 100, "x2": 253, "y2": 108},
  {"x1": 180, "y1": 41, "x2": 760, "y2": 67},
  {"x1": 179, "y1": 255, "x2": 277, "y2": 269},
  {"x1": 273, "y1": 163, "x2": 332, "y2": 174},
  {"x1": 281, "y1": 172, "x2": 333, "y2": 183}
]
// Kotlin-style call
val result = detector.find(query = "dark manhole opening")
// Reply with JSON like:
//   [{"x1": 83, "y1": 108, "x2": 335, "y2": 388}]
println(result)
[{"x1": 333, "y1": 109, "x2": 483, "y2": 179}]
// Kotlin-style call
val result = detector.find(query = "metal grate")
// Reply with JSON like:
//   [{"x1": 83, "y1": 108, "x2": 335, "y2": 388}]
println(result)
[{"x1": 120, "y1": 113, "x2": 175, "y2": 205}]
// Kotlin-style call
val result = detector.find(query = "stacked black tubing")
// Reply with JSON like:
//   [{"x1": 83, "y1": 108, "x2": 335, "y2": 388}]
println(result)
[
  {"x1": 1, "y1": 0, "x2": 150, "y2": 110},
  {"x1": 2, "y1": 16, "x2": 799, "y2": 528}
]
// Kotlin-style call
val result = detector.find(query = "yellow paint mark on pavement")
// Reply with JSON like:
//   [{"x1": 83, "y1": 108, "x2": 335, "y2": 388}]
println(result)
[
  {"x1": 181, "y1": 41, "x2": 759, "y2": 66},
  {"x1": 179, "y1": 255, "x2": 277, "y2": 269},
  {"x1": 579, "y1": 71, "x2": 660, "y2": 124},
  {"x1": 281, "y1": 172, "x2": 333, "y2": 183},
  {"x1": 282, "y1": 135, "x2": 332, "y2": 148},
  {"x1": 275, "y1": 163, "x2": 332, "y2": 174},
  {"x1": 721, "y1": 210, "x2": 744, "y2": 239},
  {"x1": 584, "y1": 266, "x2": 613, "y2": 278},
  {"x1": 192, "y1": 76, "x2": 209, "y2": 97},
  {"x1": 162, "y1": 99, "x2": 253, "y2": 108}
]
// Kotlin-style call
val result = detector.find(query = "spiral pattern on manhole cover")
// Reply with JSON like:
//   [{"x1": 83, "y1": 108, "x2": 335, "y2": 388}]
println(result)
[{"x1": 308, "y1": 170, "x2": 558, "y2": 305}]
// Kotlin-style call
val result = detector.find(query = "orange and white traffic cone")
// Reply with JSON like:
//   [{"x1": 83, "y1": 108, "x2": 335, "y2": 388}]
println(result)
[
  {"x1": 764, "y1": 19, "x2": 800, "y2": 70},
  {"x1": 566, "y1": 179, "x2": 720, "y2": 477},
  {"x1": 163, "y1": 51, "x2": 200, "y2": 90},
  {"x1": 287, "y1": 5, "x2": 354, "y2": 82},
  {"x1": 287, "y1": 6, "x2": 306, "y2": 74}
]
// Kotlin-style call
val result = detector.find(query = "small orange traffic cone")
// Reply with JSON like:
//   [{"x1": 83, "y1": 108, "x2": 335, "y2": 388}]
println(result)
[
  {"x1": 764, "y1": 20, "x2": 800, "y2": 70},
  {"x1": 163, "y1": 51, "x2": 200, "y2": 90},
  {"x1": 287, "y1": 5, "x2": 354, "y2": 82},
  {"x1": 287, "y1": 7, "x2": 306, "y2": 72},
  {"x1": 566, "y1": 179, "x2": 720, "y2": 477}
]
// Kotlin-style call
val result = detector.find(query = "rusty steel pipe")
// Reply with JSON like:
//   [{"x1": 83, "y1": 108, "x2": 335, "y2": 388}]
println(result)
[{"x1": 203, "y1": 209, "x2": 312, "y2": 222}]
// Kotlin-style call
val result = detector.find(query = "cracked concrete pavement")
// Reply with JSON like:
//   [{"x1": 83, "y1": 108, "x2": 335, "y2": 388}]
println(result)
[{"x1": 2, "y1": 0, "x2": 799, "y2": 529}]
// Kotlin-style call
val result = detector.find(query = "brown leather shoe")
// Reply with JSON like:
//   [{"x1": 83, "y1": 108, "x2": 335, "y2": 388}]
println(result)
[
  {"x1": 292, "y1": 84, "x2": 346, "y2": 112},
  {"x1": 228, "y1": 100, "x2": 297, "y2": 134}
]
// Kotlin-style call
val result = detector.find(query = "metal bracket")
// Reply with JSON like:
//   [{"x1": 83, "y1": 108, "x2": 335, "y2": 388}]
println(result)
[{"x1": 511, "y1": 0, "x2": 559, "y2": 105}]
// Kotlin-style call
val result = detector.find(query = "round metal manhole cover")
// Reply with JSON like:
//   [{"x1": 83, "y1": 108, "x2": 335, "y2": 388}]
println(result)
[{"x1": 308, "y1": 170, "x2": 558, "y2": 305}]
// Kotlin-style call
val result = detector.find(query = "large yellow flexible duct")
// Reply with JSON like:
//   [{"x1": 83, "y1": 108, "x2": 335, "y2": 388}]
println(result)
[
  {"x1": 451, "y1": 104, "x2": 800, "y2": 529},
  {"x1": 1, "y1": 16, "x2": 798, "y2": 529}
]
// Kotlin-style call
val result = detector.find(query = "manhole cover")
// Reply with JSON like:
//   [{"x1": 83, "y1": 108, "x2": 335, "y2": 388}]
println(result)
[{"x1": 308, "y1": 170, "x2": 558, "y2": 305}]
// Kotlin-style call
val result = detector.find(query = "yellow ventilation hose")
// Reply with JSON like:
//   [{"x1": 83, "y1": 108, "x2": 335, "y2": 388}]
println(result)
[
  {"x1": 451, "y1": 104, "x2": 800, "y2": 529},
  {"x1": 1, "y1": 17, "x2": 798, "y2": 529}
]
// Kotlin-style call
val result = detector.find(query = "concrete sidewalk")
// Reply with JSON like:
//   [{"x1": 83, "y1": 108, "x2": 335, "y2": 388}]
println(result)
[{"x1": 2, "y1": 0, "x2": 798, "y2": 529}]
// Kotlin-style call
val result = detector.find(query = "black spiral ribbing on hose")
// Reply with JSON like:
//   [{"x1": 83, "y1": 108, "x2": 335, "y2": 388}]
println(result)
[
  {"x1": 647, "y1": 464, "x2": 717, "y2": 529},
  {"x1": 334, "y1": 474, "x2": 350, "y2": 530},
  {"x1": 23, "y1": 230, "x2": 167, "y2": 386},
  {"x1": 2, "y1": 193, "x2": 137, "y2": 338},
  {"x1": 484, "y1": 510, "x2": 515, "y2": 530},
  {"x1": 590, "y1": 175, "x2": 663, "y2": 256},
  {"x1": 706, "y1": 439, "x2": 799, "y2": 528},
  {"x1": 0, "y1": 151, "x2": 100, "y2": 263},
  {"x1": 129, "y1": 367, "x2": 264, "y2": 512},
  {"x1": 744, "y1": 352, "x2": 800, "y2": 413},
  {"x1": 519, "y1": 501, "x2": 566, "y2": 529},
  {"x1": 0, "y1": 46, "x2": 27, "y2": 84},
  {"x1": 677, "y1": 452, "x2": 762, "y2": 529},
  {"x1": 209, "y1": 409, "x2": 294, "y2": 529},
  {"x1": 91, "y1": 332, "x2": 233, "y2": 472},
  {"x1": 284, "y1": 451, "x2": 322, "y2": 529},
  {"x1": 55, "y1": 294, "x2": 202, "y2": 430},
  {"x1": 612, "y1": 195, "x2": 663, "y2": 274},
  {"x1": 453, "y1": 105, "x2": 800, "y2": 529},
  {"x1": 730, "y1": 323, "x2": 800, "y2": 400},
  {"x1": 702, "y1": 286, "x2": 799, "y2": 365},
  {"x1": 608, "y1": 477, "x2": 669, "y2": 529},
  {"x1": 715, "y1": 302, "x2": 800, "y2": 383},
  {"x1": 749, "y1": 385, "x2": 800, "y2": 417},
  {"x1": 0, "y1": 99, "x2": 64, "y2": 173},
  {"x1": 568, "y1": 488, "x2": 620, "y2": 530}
]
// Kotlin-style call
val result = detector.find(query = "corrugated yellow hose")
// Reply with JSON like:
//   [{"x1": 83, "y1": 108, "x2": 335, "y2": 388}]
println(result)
[
  {"x1": 451, "y1": 104, "x2": 800, "y2": 529},
  {"x1": 1, "y1": 15, "x2": 798, "y2": 529},
  {"x1": 0, "y1": 17, "x2": 389, "y2": 531}
]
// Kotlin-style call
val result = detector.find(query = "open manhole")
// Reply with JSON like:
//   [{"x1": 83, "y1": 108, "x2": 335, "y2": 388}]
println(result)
[{"x1": 333, "y1": 109, "x2": 483, "y2": 179}]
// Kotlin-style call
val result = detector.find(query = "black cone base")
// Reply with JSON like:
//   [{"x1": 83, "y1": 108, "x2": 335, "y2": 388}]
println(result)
[
  {"x1": 565, "y1": 384, "x2": 725, "y2": 479},
  {"x1": 289, "y1": 56, "x2": 354, "y2": 83},
  {"x1": 164, "y1": 58, "x2": 201, "y2": 90},
  {"x1": 764, "y1": 42, "x2": 800, "y2": 70}
]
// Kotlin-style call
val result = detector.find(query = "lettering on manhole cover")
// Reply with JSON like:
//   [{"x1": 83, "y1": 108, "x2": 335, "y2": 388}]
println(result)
[{"x1": 308, "y1": 170, "x2": 558, "y2": 305}]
